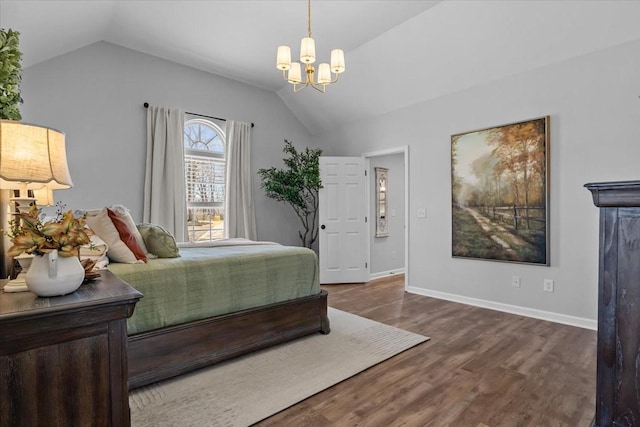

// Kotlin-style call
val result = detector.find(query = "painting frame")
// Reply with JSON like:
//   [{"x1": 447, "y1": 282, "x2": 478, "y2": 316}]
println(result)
[{"x1": 451, "y1": 116, "x2": 550, "y2": 266}]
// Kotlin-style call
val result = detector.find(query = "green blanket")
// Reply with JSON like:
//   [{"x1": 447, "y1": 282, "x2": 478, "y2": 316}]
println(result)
[{"x1": 108, "y1": 244, "x2": 320, "y2": 335}]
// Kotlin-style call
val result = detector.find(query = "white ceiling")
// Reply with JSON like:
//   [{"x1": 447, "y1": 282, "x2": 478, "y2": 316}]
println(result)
[
  {"x1": 0, "y1": 0, "x2": 440, "y2": 89},
  {"x1": 2, "y1": 0, "x2": 640, "y2": 135}
]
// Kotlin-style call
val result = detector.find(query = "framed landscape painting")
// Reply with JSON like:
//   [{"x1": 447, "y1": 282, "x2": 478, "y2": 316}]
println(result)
[{"x1": 451, "y1": 116, "x2": 550, "y2": 265}]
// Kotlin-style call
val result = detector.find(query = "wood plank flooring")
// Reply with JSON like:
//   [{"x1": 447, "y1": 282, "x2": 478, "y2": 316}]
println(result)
[{"x1": 256, "y1": 275, "x2": 597, "y2": 427}]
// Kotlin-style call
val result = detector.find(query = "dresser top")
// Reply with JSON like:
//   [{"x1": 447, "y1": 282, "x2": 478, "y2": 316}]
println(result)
[
  {"x1": 585, "y1": 180, "x2": 640, "y2": 207},
  {"x1": 0, "y1": 270, "x2": 142, "y2": 321}
]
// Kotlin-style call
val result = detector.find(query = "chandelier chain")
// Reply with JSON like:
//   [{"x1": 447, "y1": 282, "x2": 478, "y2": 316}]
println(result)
[{"x1": 307, "y1": 0, "x2": 312, "y2": 38}]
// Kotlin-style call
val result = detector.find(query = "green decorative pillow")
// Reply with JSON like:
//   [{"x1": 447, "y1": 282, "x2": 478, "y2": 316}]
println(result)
[{"x1": 136, "y1": 223, "x2": 181, "y2": 258}]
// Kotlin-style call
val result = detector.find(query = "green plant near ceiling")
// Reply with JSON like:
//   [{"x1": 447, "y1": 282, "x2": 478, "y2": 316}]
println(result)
[
  {"x1": 0, "y1": 28, "x2": 23, "y2": 121},
  {"x1": 258, "y1": 139, "x2": 323, "y2": 249}
]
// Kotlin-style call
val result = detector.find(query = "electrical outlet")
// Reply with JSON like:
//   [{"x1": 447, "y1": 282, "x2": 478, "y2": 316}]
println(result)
[
  {"x1": 417, "y1": 208, "x2": 426, "y2": 218},
  {"x1": 544, "y1": 279, "x2": 554, "y2": 293},
  {"x1": 512, "y1": 275, "x2": 521, "y2": 288}
]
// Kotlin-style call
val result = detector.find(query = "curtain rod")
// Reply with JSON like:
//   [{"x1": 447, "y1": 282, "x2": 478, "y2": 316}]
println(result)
[{"x1": 143, "y1": 103, "x2": 254, "y2": 128}]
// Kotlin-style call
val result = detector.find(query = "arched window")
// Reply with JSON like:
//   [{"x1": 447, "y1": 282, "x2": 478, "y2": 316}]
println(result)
[{"x1": 183, "y1": 118, "x2": 226, "y2": 242}]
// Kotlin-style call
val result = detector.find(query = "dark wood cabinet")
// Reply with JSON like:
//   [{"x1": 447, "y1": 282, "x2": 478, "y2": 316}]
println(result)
[
  {"x1": 586, "y1": 180, "x2": 640, "y2": 427},
  {"x1": 0, "y1": 270, "x2": 142, "y2": 427}
]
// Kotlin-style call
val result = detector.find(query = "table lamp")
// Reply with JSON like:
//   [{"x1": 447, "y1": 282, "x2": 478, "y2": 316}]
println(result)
[{"x1": 0, "y1": 120, "x2": 73, "y2": 292}]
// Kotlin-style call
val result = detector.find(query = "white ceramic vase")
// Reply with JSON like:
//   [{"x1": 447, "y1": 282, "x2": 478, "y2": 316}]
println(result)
[{"x1": 26, "y1": 250, "x2": 85, "y2": 297}]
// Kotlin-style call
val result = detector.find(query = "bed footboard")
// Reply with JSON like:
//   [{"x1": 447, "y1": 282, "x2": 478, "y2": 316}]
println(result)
[{"x1": 128, "y1": 290, "x2": 329, "y2": 389}]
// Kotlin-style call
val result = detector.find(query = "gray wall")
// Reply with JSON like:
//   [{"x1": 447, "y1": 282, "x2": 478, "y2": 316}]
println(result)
[
  {"x1": 312, "y1": 39, "x2": 640, "y2": 322},
  {"x1": 369, "y1": 153, "x2": 405, "y2": 275},
  {"x1": 20, "y1": 41, "x2": 312, "y2": 246}
]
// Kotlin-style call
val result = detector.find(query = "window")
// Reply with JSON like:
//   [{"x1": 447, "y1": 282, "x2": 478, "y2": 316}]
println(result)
[{"x1": 183, "y1": 118, "x2": 226, "y2": 242}]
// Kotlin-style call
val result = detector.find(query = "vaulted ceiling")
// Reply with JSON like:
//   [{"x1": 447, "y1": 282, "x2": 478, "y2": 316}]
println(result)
[{"x1": 2, "y1": 1, "x2": 640, "y2": 135}]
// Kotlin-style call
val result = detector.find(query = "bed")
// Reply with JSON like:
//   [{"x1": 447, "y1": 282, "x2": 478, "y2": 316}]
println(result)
[{"x1": 107, "y1": 242, "x2": 330, "y2": 389}]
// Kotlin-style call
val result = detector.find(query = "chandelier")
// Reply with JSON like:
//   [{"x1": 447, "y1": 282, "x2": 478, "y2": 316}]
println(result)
[{"x1": 276, "y1": 0, "x2": 345, "y2": 93}]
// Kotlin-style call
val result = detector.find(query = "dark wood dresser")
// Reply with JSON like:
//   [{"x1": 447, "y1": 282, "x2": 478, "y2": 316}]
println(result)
[
  {"x1": 586, "y1": 180, "x2": 640, "y2": 427},
  {"x1": 0, "y1": 270, "x2": 142, "y2": 427}
]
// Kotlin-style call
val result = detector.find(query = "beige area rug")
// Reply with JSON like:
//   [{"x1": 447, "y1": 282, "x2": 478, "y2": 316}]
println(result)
[{"x1": 129, "y1": 308, "x2": 429, "y2": 427}]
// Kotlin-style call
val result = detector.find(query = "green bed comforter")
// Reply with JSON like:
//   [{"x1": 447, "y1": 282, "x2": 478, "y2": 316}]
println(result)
[{"x1": 108, "y1": 244, "x2": 320, "y2": 335}]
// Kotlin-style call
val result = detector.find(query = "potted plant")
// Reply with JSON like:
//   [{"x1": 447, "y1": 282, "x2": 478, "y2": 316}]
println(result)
[
  {"x1": 6, "y1": 205, "x2": 93, "y2": 296},
  {"x1": 258, "y1": 140, "x2": 322, "y2": 249},
  {"x1": 0, "y1": 28, "x2": 23, "y2": 120}
]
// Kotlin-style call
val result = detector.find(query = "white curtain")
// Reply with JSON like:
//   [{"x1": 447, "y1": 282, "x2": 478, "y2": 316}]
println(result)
[
  {"x1": 225, "y1": 120, "x2": 257, "y2": 240},
  {"x1": 143, "y1": 106, "x2": 188, "y2": 242}
]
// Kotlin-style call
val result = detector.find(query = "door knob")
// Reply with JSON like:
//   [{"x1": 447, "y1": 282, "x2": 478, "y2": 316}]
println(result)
[{"x1": 321, "y1": 224, "x2": 326, "y2": 230}]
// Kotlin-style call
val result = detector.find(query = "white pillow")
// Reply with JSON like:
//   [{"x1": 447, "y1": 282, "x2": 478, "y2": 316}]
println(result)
[{"x1": 85, "y1": 208, "x2": 143, "y2": 264}]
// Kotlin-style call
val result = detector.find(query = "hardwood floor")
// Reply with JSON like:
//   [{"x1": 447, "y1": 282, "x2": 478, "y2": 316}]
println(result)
[{"x1": 256, "y1": 275, "x2": 597, "y2": 427}]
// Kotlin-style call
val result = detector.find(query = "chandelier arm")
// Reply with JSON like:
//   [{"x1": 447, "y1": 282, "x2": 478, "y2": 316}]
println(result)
[{"x1": 309, "y1": 83, "x2": 326, "y2": 93}]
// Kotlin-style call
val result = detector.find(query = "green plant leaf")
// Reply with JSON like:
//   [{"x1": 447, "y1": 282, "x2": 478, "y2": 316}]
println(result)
[{"x1": 0, "y1": 28, "x2": 22, "y2": 120}]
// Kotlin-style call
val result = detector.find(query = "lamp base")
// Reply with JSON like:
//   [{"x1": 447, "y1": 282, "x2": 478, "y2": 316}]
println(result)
[{"x1": 3, "y1": 273, "x2": 29, "y2": 293}]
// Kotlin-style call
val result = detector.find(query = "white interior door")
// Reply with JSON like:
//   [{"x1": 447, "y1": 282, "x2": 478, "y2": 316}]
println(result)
[{"x1": 319, "y1": 156, "x2": 368, "y2": 284}]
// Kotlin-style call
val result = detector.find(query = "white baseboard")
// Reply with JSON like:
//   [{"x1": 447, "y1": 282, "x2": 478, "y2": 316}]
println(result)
[
  {"x1": 369, "y1": 269, "x2": 406, "y2": 281},
  {"x1": 406, "y1": 286, "x2": 597, "y2": 330}
]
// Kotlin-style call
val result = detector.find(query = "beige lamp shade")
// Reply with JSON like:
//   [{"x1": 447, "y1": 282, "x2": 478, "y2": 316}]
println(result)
[
  {"x1": 33, "y1": 186, "x2": 55, "y2": 206},
  {"x1": 276, "y1": 45, "x2": 292, "y2": 70},
  {"x1": 0, "y1": 120, "x2": 73, "y2": 190},
  {"x1": 300, "y1": 37, "x2": 316, "y2": 64},
  {"x1": 288, "y1": 62, "x2": 302, "y2": 84},
  {"x1": 330, "y1": 49, "x2": 345, "y2": 74},
  {"x1": 317, "y1": 63, "x2": 331, "y2": 84}
]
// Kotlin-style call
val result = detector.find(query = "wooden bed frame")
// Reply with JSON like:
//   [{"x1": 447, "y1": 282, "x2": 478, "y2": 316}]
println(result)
[{"x1": 127, "y1": 290, "x2": 330, "y2": 389}]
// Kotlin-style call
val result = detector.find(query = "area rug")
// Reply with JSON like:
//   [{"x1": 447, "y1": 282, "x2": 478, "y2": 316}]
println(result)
[{"x1": 129, "y1": 308, "x2": 429, "y2": 427}]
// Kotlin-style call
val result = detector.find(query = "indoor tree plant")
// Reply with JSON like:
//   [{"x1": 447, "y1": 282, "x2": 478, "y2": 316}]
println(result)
[
  {"x1": 258, "y1": 139, "x2": 322, "y2": 249},
  {"x1": 0, "y1": 28, "x2": 23, "y2": 120}
]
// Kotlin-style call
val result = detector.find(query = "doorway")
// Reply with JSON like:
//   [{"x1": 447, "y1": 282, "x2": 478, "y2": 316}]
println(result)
[{"x1": 364, "y1": 147, "x2": 409, "y2": 288}]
